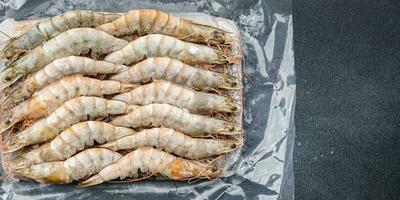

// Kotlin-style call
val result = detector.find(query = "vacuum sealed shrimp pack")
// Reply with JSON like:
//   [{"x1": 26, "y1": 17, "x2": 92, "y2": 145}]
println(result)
[{"x1": 0, "y1": 0, "x2": 294, "y2": 199}]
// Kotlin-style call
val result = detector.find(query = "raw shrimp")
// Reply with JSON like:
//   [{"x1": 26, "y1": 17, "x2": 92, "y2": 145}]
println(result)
[
  {"x1": 111, "y1": 103, "x2": 242, "y2": 137},
  {"x1": 12, "y1": 121, "x2": 134, "y2": 169},
  {"x1": 103, "y1": 34, "x2": 229, "y2": 66},
  {"x1": 0, "y1": 76, "x2": 134, "y2": 132},
  {"x1": 79, "y1": 147, "x2": 220, "y2": 187},
  {"x1": 1, "y1": 28, "x2": 128, "y2": 88},
  {"x1": 2, "y1": 56, "x2": 129, "y2": 107},
  {"x1": 1, "y1": 10, "x2": 121, "y2": 61},
  {"x1": 99, "y1": 127, "x2": 241, "y2": 159},
  {"x1": 110, "y1": 57, "x2": 238, "y2": 91},
  {"x1": 2, "y1": 96, "x2": 133, "y2": 153},
  {"x1": 112, "y1": 80, "x2": 238, "y2": 114},
  {"x1": 15, "y1": 148, "x2": 122, "y2": 184},
  {"x1": 97, "y1": 9, "x2": 232, "y2": 45}
]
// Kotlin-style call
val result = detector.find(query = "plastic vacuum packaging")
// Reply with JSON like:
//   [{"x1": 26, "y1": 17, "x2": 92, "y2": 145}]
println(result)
[{"x1": 0, "y1": 0, "x2": 294, "y2": 199}]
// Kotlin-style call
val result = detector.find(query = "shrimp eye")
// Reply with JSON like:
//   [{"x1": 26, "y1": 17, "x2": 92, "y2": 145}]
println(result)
[
  {"x1": 231, "y1": 106, "x2": 237, "y2": 111},
  {"x1": 231, "y1": 82, "x2": 237, "y2": 87},
  {"x1": 230, "y1": 143, "x2": 237, "y2": 148},
  {"x1": 211, "y1": 165, "x2": 218, "y2": 172},
  {"x1": 228, "y1": 127, "x2": 234, "y2": 131},
  {"x1": 5, "y1": 120, "x2": 10, "y2": 125},
  {"x1": 5, "y1": 76, "x2": 11, "y2": 81}
]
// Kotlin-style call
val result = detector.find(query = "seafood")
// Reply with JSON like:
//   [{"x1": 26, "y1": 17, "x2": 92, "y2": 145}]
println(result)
[
  {"x1": 111, "y1": 103, "x2": 241, "y2": 137},
  {"x1": 97, "y1": 9, "x2": 232, "y2": 45},
  {"x1": 0, "y1": 76, "x2": 134, "y2": 132},
  {"x1": 79, "y1": 147, "x2": 220, "y2": 187},
  {"x1": 12, "y1": 121, "x2": 134, "y2": 169},
  {"x1": 2, "y1": 56, "x2": 129, "y2": 106},
  {"x1": 110, "y1": 57, "x2": 238, "y2": 91},
  {"x1": 1, "y1": 28, "x2": 128, "y2": 88},
  {"x1": 104, "y1": 34, "x2": 229, "y2": 66},
  {"x1": 1, "y1": 10, "x2": 121, "y2": 61},
  {"x1": 15, "y1": 148, "x2": 122, "y2": 184},
  {"x1": 2, "y1": 96, "x2": 133, "y2": 153},
  {"x1": 112, "y1": 80, "x2": 238, "y2": 114},
  {"x1": 99, "y1": 127, "x2": 241, "y2": 159}
]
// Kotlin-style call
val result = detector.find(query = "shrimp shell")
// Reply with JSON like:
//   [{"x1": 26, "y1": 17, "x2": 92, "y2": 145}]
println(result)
[
  {"x1": 110, "y1": 57, "x2": 238, "y2": 91},
  {"x1": 15, "y1": 148, "x2": 122, "y2": 184},
  {"x1": 99, "y1": 127, "x2": 241, "y2": 159},
  {"x1": 0, "y1": 76, "x2": 134, "y2": 132},
  {"x1": 1, "y1": 10, "x2": 121, "y2": 62},
  {"x1": 112, "y1": 80, "x2": 238, "y2": 114},
  {"x1": 79, "y1": 147, "x2": 219, "y2": 187},
  {"x1": 2, "y1": 56, "x2": 129, "y2": 107},
  {"x1": 12, "y1": 121, "x2": 134, "y2": 169},
  {"x1": 2, "y1": 97, "x2": 133, "y2": 153},
  {"x1": 111, "y1": 103, "x2": 241, "y2": 137},
  {"x1": 1, "y1": 28, "x2": 128, "y2": 88},
  {"x1": 96, "y1": 9, "x2": 231, "y2": 45},
  {"x1": 103, "y1": 34, "x2": 228, "y2": 66}
]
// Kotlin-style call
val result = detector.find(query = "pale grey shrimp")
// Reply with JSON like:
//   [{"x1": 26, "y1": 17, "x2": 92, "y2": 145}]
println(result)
[
  {"x1": 110, "y1": 57, "x2": 238, "y2": 91},
  {"x1": 2, "y1": 96, "x2": 133, "y2": 153},
  {"x1": 79, "y1": 147, "x2": 220, "y2": 187},
  {"x1": 0, "y1": 76, "x2": 134, "y2": 133},
  {"x1": 14, "y1": 148, "x2": 122, "y2": 184},
  {"x1": 111, "y1": 103, "x2": 242, "y2": 137},
  {"x1": 103, "y1": 34, "x2": 229, "y2": 66},
  {"x1": 96, "y1": 9, "x2": 232, "y2": 45},
  {"x1": 1, "y1": 10, "x2": 121, "y2": 62},
  {"x1": 1, "y1": 28, "x2": 128, "y2": 89},
  {"x1": 99, "y1": 127, "x2": 241, "y2": 159},
  {"x1": 12, "y1": 121, "x2": 134, "y2": 169},
  {"x1": 112, "y1": 80, "x2": 239, "y2": 114}
]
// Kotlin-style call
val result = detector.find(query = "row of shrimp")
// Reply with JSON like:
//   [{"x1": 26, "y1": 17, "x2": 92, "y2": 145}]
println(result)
[{"x1": 0, "y1": 9, "x2": 242, "y2": 186}]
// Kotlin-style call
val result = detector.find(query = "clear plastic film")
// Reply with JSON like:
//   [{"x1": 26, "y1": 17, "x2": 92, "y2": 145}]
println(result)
[{"x1": 0, "y1": 0, "x2": 294, "y2": 199}]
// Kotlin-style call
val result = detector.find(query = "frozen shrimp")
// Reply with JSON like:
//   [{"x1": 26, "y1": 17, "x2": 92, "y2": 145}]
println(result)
[
  {"x1": 0, "y1": 76, "x2": 134, "y2": 132},
  {"x1": 2, "y1": 96, "x2": 133, "y2": 153},
  {"x1": 111, "y1": 104, "x2": 242, "y2": 137},
  {"x1": 2, "y1": 56, "x2": 129, "y2": 107},
  {"x1": 1, "y1": 28, "x2": 128, "y2": 88},
  {"x1": 99, "y1": 127, "x2": 241, "y2": 159},
  {"x1": 1, "y1": 10, "x2": 121, "y2": 61},
  {"x1": 97, "y1": 9, "x2": 232, "y2": 45},
  {"x1": 112, "y1": 80, "x2": 238, "y2": 114},
  {"x1": 79, "y1": 147, "x2": 220, "y2": 187},
  {"x1": 110, "y1": 57, "x2": 238, "y2": 91},
  {"x1": 12, "y1": 121, "x2": 134, "y2": 169},
  {"x1": 15, "y1": 148, "x2": 122, "y2": 184},
  {"x1": 104, "y1": 34, "x2": 229, "y2": 66}
]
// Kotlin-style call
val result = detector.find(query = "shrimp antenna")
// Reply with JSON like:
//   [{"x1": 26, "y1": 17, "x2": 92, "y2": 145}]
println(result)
[{"x1": 0, "y1": 30, "x2": 11, "y2": 39}]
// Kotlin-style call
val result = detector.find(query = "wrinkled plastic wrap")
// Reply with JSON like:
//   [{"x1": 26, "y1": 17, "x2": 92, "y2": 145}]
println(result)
[{"x1": 0, "y1": 0, "x2": 294, "y2": 199}]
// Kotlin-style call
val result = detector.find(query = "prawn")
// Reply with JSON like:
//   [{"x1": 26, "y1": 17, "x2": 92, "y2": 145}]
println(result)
[
  {"x1": 2, "y1": 96, "x2": 133, "y2": 153},
  {"x1": 110, "y1": 57, "x2": 238, "y2": 91},
  {"x1": 0, "y1": 76, "x2": 134, "y2": 132},
  {"x1": 12, "y1": 121, "x2": 134, "y2": 169},
  {"x1": 1, "y1": 28, "x2": 128, "y2": 89},
  {"x1": 1, "y1": 10, "x2": 121, "y2": 62},
  {"x1": 96, "y1": 9, "x2": 232, "y2": 45},
  {"x1": 2, "y1": 56, "x2": 129, "y2": 107},
  {"x1": 14, "y1": 148, "x2": 122, "y2": 184},
  {"x1": 99, "y1": 127, "x2": 241, "y2": 160},
  {"x1": 103, "y1": 34, "x2": 229, "y2": 66},
  {"x1": 79, "y1": 147, "x2": 220, "y2": 187},
  {"x1": 111, "y1": 103, "x2": 242, "y2": 137},
  {"x1": 112, "y1": 80, "x2": 239, "y2": 114}
]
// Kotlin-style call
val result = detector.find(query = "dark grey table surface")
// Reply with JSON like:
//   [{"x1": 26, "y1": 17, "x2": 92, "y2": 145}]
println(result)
[{"x1": 293, "y1": 1, "x2": 400, "y2": 199}]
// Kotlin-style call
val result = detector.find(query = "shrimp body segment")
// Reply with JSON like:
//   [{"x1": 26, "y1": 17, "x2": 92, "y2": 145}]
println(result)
[
  {"x1": 2, "y1": 28, "x2": 128, "y2": 88},
  {"x1": 104, "y1": 34, "x2": 228, "y2": 66},
  {"x1": 97, "y1": 9, "x2": 230, "y2": 45},
  {"x1": 100, "y1": 127, "x2": 241, "y2": 159},
  {"x1": 15, "y1": 148, "x2": 122, "y2": 184},
  {"x1": 79, "y1": 147, "x2": 219, "y2": 187},
  {"x1": 12, "y1": 121, "x2": 135, "y2": 169},
  {"x1": 112, "y1": 80, "x2": 238, "y2": 114},
  {"x1": 2, "y1": 97, "x2": 133, "y2": 153},
  {"x1": 110, "y1": 57, "x2": 238, "y2": 91},
  {"x1": 111, "y1": 104, "x2": 241, "y2": 137}
]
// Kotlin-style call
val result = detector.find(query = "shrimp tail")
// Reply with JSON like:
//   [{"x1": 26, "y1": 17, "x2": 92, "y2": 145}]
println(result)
[{"x1": 78, "y1": 175, "x2": 104, "y2": 187}]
